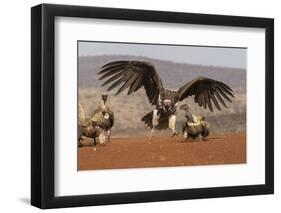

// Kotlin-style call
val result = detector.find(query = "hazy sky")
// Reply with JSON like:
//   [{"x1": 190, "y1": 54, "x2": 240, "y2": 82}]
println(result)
[{"x1": 79, "y1": 41, "x2": 247, "y2": 69}]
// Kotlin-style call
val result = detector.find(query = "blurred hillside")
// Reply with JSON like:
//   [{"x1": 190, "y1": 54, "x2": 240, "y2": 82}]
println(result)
[{"x1": 79, "y1": 55, "x2": 246, "y2": 91}]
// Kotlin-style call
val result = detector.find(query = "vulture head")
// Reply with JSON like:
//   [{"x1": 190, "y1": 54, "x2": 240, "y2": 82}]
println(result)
[
  {"x1": 159, "y1": 90, "x2": 179, "y2": 112},
  {"x1": 101, "y1": 93, "x2": 108, "y2": 104}
]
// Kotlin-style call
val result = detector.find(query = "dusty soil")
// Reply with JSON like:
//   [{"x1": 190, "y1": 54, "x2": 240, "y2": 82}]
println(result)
[{"x1": 78, "y1": 133, "x2": 246, "y2": 170}]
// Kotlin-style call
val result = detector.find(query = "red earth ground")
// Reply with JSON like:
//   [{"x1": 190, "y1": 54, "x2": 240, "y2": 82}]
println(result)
[{"x1": 78, "y1": 133, "x2": 246, "y2": 170}]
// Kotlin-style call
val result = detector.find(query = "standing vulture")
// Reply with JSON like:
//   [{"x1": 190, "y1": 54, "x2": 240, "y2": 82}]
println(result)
[
  {"x1": 90, "y1": 94, "x2": 114, "y2": 143},
  {"x1": 98, "y1": 61, "x2": 234, "y2": 140}
]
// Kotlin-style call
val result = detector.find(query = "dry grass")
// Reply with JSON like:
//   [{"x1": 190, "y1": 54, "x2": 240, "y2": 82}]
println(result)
[{"x1": 79, "y1": 87, "x2": 246, "y2": 137}]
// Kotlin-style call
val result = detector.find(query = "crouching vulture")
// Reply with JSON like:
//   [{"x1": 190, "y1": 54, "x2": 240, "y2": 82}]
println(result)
[
  {"x1": 180, "y1": 104, "x2": 209, "y2": 140},
  {"x1": 98, "y1": 60, "x2": 234, "y2": 140},
  {"x1": 78, "y1": 94, "x2": 114, "y2": 149}
]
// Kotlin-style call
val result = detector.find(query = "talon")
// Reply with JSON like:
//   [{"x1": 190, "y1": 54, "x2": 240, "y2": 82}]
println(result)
[{"x1": 172, "y1": 132, "x2": 178, "y2": 137}]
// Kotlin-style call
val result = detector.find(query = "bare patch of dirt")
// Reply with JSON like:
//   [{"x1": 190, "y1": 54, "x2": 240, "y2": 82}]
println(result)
[{"x1": 78, "y1": 133, "x2": 246, "y2": 170}]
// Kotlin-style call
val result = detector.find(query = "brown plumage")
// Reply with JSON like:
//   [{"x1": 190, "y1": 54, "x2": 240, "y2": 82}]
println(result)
[
  {"x1": 180, "y1": 104, "x2": 209, "y2": 140},
  {"x1": 78, "y1": 103, "x2": 102, "y2": 147},
  {"x1": 99, "y1": 61, "x2": 163, "y2": 105},
  {"x1": 90, "y1": 94, "x2": 114, "y2": 143},
  {"x1": 182, "y1": 118, "x2": 210, "y2": 140},
  {"x1": 78, "y1": 95, "x2": 114, "y2": 148},
  {"x1": 98, "y1": 61, "x2": 234, "y2": 111},
  {"x1": 98, "y1": 60, "x2": 234, "y2": 139},
  {"x1": 78, "y1": 124, "x2": 103, "y2": 147}
]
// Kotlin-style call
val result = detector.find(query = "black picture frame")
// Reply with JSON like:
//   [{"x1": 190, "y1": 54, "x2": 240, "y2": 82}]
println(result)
[{"x1": 31, "y1": 3, "x2": 274, "y2": 209}]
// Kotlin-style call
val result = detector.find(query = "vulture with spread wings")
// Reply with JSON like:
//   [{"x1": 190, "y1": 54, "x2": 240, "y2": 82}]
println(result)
[{"x1": 98, "y1": 61, "x2": 234, "y2": 140}]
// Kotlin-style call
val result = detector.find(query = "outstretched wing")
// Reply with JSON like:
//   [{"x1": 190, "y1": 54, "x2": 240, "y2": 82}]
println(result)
[
  {"x1": 177, "y1": 77, "x2": 234, "y2": 112},
  {"x1": 98, "y1": 61, "x2": 163, "y2": 106}
]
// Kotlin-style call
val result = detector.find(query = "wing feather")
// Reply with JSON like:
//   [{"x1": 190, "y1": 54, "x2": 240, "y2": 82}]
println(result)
[
  {"x1": 98, "y1": 68, "x2": 123, "y2": 80},
  {"x1": 217, "y1": 83, "x2": 235, "y2": 97},
  {"x1": 128, "y1": 76, "x2": 143, "y2": 94},
  {"x1": 209, "y1": 91, "x2": 221, "y2": 111},
  {"x1": 207, "y1": 93, "x2": 213, "y2": 112},
  {"x1": 116, "y1": 73, "x2": 139, "y2": 95},
  {"x1": 101, "y1": 60, "x2": 128, "y2": 69},
  {"x1": 197, "y1": 93, "x2": 204, "y2": 107},
  {"x1": 216, "y1": 87, "x2": 232, "y2": 103},
  {"x1": 98, "y1": 61, "x2": 163, "y2": 105},
  {"x1": 101, "y1": 72, "x2": 124, "y2": 86},
  {"x1": 98, "y1": 63, "x2": 125, "y2": 75},
  {"x1": 214, "y1": 90, "x2": 227, "y2": 108},
  {"x1": 177, "y1": 77, "x2": 234, "y2": 111},
  {"x1": 203, "y1": 91, "x2": 209, "y2": 109},
  {"x1": 218, "y1": 82, "x2": 233, "y2": 92},
  {"x1": 107, "y1": 77, "x2": 125, "y2": 91}
]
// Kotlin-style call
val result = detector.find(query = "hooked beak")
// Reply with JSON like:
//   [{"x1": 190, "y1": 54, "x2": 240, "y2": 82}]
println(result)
[
  {"x1": 163, "y1": 99, "x2": 172, "y2": 111},
  {"x1": 102, "y1": 93, "x2": 108, "y2": 103}
]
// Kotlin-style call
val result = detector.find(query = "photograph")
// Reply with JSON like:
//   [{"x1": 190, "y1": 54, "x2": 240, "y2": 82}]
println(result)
[
  {"x1": 30, "y1": 3, "x2": 274, "y2": 209},
  {"x1": 77, "y1": 41, "x2": 247, "y2": 170}
]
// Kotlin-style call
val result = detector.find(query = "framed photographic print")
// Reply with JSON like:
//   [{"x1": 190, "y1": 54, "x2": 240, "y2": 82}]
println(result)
[{"x1": 31, "y1": 3, "x2": 274, "y2": 209}]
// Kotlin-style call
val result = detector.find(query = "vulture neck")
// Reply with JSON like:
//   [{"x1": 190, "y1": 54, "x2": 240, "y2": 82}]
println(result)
[{"x1": 100, "y1": 99, "x2": 107, "y2": 112}]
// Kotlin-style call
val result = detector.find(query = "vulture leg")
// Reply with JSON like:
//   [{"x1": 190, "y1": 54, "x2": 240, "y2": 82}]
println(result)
[
  {"x1": 182, "y1": 123, "x2": 188, "y2": 139},
  {"x1": 93, "y1": 136, "x2": 97, "y2": 146},
  {"x1": 183, "y1": 130, "x2": 188, "y2": 139},
  {"x1": 78, "y1": 137, "x2": 83, "y2": 147},
  {"x1": 78, "y1": 126, "x2": 84, "y2": 147},
  {"x1": 149, "y1": 109, "x2": 159, "y2": 141},
  {"x1": 90, "y1": 135, "x2": 97, "y2": 152},
  {"x1": 169, "y1": 115, "x2": 178, "y2": 136},
  {"x1": 107, "y1": 130, "x2": 111, "y2": 143},
  {"x1": 92, "y1": 137, "x2": 97, "y2": 151},
  {"x1": 99, "y1": 131, "x2": 106, "y2": 146}
]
